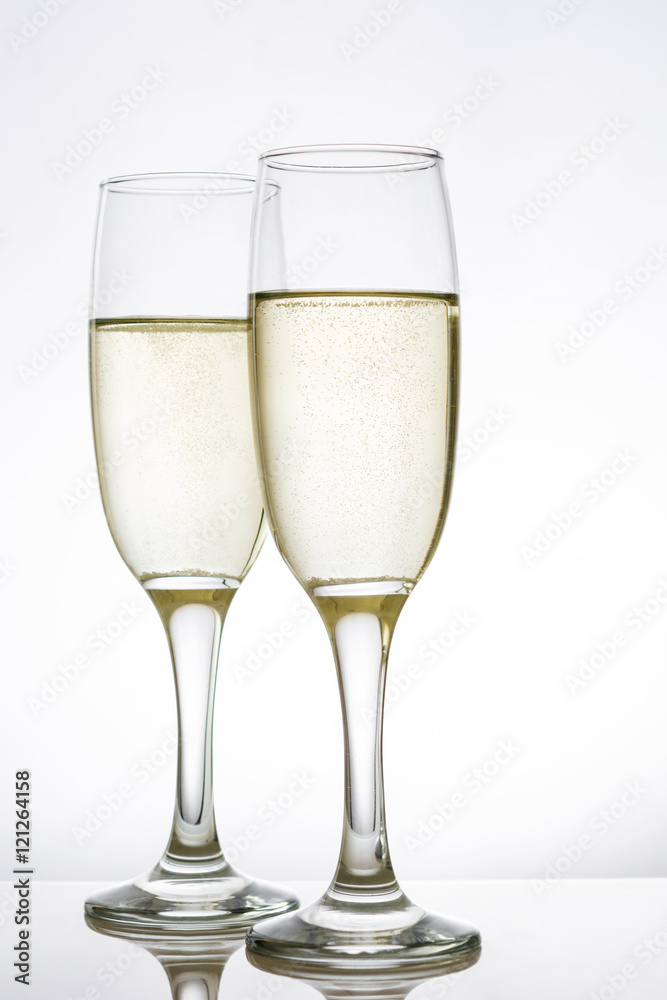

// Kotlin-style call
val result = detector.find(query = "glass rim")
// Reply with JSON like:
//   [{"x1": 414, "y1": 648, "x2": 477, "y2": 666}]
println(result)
[
  {"x1": 99, "y1": 171, "x2": 256, "y2": 195},
  {"x1": 258, "y1": 144, "x2": 443, "y2": 173}
]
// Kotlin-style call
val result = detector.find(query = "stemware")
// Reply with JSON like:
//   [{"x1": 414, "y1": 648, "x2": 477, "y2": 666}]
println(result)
[
  {"x1": 85, "y1": 172, "x2": 298, "y2": 932},
  {"x1": 246, "y1": 145, "x2": 480, "y2": 970}
]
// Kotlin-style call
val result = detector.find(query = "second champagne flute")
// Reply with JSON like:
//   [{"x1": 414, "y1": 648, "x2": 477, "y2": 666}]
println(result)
[
  {"x1": 85, "y1": 172, "x2": 298, "y2": 932},
  {"x1": 246, "y1": 146, "x2": 481, "y2": 971}
]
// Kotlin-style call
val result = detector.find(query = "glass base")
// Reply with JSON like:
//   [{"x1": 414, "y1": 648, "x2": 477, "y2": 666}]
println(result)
[
  {"x1": 84, "y1": 860, "x2": 299, "y2": 935},
  {"x1": 245, "y1": 889, "x2": 481, "y2": 975}
]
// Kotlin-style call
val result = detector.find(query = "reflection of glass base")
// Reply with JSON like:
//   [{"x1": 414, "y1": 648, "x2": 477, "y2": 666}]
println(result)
[
  {"x1": 248, "y1": 950, "x2": 481, "y2": 1000},
  {"x1": 84, "y1": 862, "x2": 299, "y2": 935},
  {"x1": 85, "y1": 916, "x2": 246, "y2": 1000},
  {"x1": 245, "y1": 890, "x2": 481, "y2": 975}
]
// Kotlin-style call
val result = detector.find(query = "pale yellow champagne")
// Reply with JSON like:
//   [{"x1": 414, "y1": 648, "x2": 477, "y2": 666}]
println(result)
[
  {"x1": 91, "y1": 317, "x2": 262, "y2": 581},
  {"x1": 253, "y1": 291, "x2": 459, "y2": 590}
]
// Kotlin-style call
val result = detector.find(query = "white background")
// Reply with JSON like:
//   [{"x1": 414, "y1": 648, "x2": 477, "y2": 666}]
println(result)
[{"x1": 2, "y1": 0, "x2": 667, "y2": 888}]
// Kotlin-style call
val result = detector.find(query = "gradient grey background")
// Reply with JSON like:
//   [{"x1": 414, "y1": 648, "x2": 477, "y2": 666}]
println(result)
[{"x1": 1, "y1": 0, "x2": 666, "y2": 892}]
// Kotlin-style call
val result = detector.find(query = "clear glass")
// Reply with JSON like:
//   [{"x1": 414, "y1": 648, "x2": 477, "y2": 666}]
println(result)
[
  {"x1": 86, "y1": 914, "x2": 245, "y2": 999},
  {"x1": 248, "y1": 947, "x2": 480, "y2": 999},
  {"x1": 85, "y1": 912, "x2": 478, "y2": 1000},
  {"x1": 247, "y1": 146, "x2": 480, "y2": 971},
  {"x1": 85, "y1": 172, "x2": 298, "y2": 932}
]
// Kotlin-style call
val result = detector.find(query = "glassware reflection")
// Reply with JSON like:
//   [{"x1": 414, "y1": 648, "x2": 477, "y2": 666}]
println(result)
[
  {"x1": 246, "y1": 942, "x2": 481, "y2": 1000},
  {"x1": 85, "y1": 913, "x2": 244, "y2": 1000},
  {"x1": 86, "y1": 911, "x2": 479, "y2": 1000}
]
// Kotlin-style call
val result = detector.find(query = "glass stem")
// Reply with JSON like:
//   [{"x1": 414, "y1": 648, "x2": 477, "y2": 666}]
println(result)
[
  {"x1": 164, "y1": 967, "x2": 221, "y2": 1000},
  {"x1": 146, "y1": 584, "x2": 237, "y2": 872},
  {"x1": 314, "y1": 592, "x2": 407, "y2": 899}
]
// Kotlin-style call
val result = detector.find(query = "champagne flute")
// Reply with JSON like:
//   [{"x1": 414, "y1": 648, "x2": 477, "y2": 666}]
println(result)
[
  {"x1": 246, "y1": 146, "x2": 480, "y2": 970},
  {"x1": 85, "y1": 172, "x2": 298, "y2": 932}
]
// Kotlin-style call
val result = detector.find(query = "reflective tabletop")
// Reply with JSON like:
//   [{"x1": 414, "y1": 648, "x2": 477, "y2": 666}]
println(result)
[{"x1": 2, "y1": 879, "x2": 666, "y2": 998}]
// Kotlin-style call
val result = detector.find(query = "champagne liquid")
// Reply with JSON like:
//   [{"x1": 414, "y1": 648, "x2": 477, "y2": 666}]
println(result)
[
  {"x1": 91, "y1": 318, "x2": 262, "y2": 581},
  {"x1": 146, "y1": 582, "x2": 237, "y2": 625},
  {"x1": 253, "y1": 291, "x2": 459, "y2": 590},
  {"x1": 313, "y1": 592, "x2": 408, "y2": 635}
]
